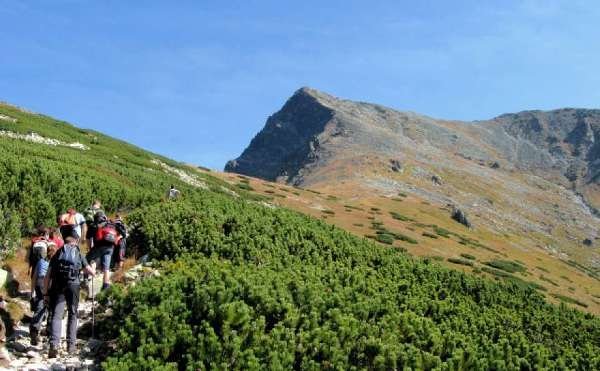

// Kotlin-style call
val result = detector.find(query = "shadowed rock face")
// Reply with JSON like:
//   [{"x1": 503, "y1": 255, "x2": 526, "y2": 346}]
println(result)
[
  {"x1": 226, "y1": 87, "x2": 600, "y2": 209},
  {"x1": 225, "y1": 88, "x2": 334, "y2": 183}
]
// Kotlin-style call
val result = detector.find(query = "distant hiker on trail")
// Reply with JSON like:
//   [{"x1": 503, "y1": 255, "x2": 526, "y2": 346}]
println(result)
[
  {"x1": 29, "y1": 242, "x2": 58, "y2": 346},
  {"x1": 58, "y1": 208, "x2": 86, "y2": 241},
  {"x1": 83, "y1": 200, "x2": 104, "y2": 249},
  {"x1": 28, "y1": 226, "x2": 50, "y2": 278},
  {"x1": 87, "y1": 212, "x2": 119, "y2": 290},
  {"x1": 167, "y1": 184, "x2": 181, "y2": 200},
  {"x1": 112, "y1": 214, "x2": 128, "y2": 270},
  {"x1": 43, "y1": 235, "x2": 95, "y2": 358}
]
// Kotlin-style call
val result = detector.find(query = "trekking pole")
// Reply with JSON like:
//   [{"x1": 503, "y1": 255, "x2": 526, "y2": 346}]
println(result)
[{"x1": 91, "y1": 276, "x2": 95, "y2": 339}]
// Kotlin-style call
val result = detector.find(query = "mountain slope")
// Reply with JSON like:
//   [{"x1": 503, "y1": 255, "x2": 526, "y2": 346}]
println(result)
[
  {"x1": 2, "y1": 101, "x2": 600, "y2": 369},
  {"x1": 225, "y1": 88, "x2": 600, "y2": 281},
  {"x1": 0, "y1": 101, "x2": 237, "y2": 257}
]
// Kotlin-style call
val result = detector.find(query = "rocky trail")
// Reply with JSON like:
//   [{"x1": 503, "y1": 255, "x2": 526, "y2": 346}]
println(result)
[{"x1": 1, "y1": 263, "x2": 155, "y2": 370}]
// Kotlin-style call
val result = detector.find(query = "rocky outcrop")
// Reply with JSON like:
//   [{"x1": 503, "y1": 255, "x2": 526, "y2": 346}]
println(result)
[
  {"x1": 451, "y1": 207, "x2": 472, "y2": 228},
  {"x1": 225, "y1": 88, "x2": 335, "y2": 184}
]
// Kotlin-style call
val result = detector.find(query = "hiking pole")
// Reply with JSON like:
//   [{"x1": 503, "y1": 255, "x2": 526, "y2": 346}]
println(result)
[{"x1": 91, "y1": 276, "x2": 95, "y2": 339}]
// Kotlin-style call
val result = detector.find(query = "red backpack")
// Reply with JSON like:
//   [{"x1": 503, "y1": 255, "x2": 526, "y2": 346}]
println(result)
[{"x1": 95, "y1": 223, "x2": 119, "y2": 245}]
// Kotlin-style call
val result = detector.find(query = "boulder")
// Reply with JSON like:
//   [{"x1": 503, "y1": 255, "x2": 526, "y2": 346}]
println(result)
[
  {"x1": 0, "y1": 269, "x2": 11, "y2": 288},
  {"x1": 451, "y1": 207, "x2": 472, "y2": 228},
  {"x1": 389, "y1": 159, "x2": 402, "y2": 173},
  {"x1": 431, "y1": 175, "x2": 443, "y2": 186}
]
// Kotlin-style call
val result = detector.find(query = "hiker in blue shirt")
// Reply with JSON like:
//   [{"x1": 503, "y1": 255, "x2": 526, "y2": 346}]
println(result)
[{"x1": 29, "y1": 241, "x2": 57, "y2": 346}]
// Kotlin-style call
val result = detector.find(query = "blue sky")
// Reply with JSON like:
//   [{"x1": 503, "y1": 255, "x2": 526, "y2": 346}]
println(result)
[{"x1": 1, "y1": 1, "x2": 599, "y2": 169}]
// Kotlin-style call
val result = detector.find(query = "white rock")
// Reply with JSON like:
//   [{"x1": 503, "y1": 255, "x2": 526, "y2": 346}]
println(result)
[
  {"x1": 26, "y1": 350, "x2": 41, "y2": 359},
  {"x1": 0, "y1": 269, "x2": 11, "y2": 288}
]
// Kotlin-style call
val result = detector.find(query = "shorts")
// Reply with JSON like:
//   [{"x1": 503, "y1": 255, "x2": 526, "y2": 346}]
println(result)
[{"x1": 86, "y1": 246, "x2": 113, "y2": 272}]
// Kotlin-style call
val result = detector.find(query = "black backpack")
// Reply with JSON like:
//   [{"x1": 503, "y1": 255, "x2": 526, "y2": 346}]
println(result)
[
  {"x1": 55, "y1": 244, "x2": 82, "y2": 283},
  {"x1": 114, "y1": 220, "x2": 127, "y2": 239}
]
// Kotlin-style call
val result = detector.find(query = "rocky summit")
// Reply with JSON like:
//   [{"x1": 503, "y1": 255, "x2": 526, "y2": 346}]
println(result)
[{"x1": 227, "y1": 87, "x2": 600, "y2": 276}]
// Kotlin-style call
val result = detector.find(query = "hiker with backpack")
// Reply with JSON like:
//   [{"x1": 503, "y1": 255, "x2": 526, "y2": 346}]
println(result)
[
  {"x1": 58, "y1": 208, "x2": 86, "y2": 241},
  {"x1": 86, "y1": 212, "x2": 119, "y2": 290},
  {"x1": 28, "y1": 226, "x2": 50, "y2": 278},
  {"x1": 29, "y1": 241, "x2": 58, "y2": 346},
  {"x1": 48, "y1": 227, "x2": 64, "y2": 250},
  {"x1": 167, "y1": 184, "x2": 181, "y2": 200},
  {"x1": 83, "y1": 200, "x2": 104, "y2": 249},
  {"x1": 112, "y1": 214, "x2": 128, "y2": 270},
  {"x1": 43, "y1": 234, "x2": 95, "y2": 358}
]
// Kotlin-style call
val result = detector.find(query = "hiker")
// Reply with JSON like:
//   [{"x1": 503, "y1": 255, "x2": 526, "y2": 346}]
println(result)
[
  {"x1": 167, "y1": 184, "x2": 180, "y2": 200},
  {"x1": 28, "y1": 226, "x2": 50, "y2": 278},
  {"x1": 58, "y1": 208, "x2": 86, "y2": 241},
  {"x1": 87, "y1": 212, "x2": 119, "y2": 289},
  {"x1": 48, "y1": 227, "x2": 64, "y2": 250},
  {"x1": 29, "y1": 242, "x2": 58, "y2": 346},
  {"x1": 112, "y1": 215, "x2": 128, "y2": 270},
  {"x1": 43, "y1": 235, "x2": 95, "y2": 357},
  {"x1": 83, "y1": 200, "x2": 104, "y2": 249}
]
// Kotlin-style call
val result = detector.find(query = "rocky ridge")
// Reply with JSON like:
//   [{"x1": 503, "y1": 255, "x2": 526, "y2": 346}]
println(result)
[{"x1": 226, "y1": 87, "x2": 600, "y2": 271}]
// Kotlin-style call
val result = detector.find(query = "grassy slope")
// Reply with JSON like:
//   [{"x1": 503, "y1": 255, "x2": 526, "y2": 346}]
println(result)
[{"x1": 215, "y1": 171, "x2": 600, "y2": 314}]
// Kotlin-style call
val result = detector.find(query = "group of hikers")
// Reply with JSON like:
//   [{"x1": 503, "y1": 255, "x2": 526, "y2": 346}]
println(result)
[{"x1": 27, "y1": 200, "x2": 128, "y2": 358}]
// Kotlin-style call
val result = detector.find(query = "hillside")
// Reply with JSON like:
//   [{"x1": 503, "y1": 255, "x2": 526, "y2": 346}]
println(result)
[
  {"x1": 1, "y1": 102, "x2": 600, "y2": 369},
  {"x1": 225, "y1": 88, "x2": 600, "y2": 308}
]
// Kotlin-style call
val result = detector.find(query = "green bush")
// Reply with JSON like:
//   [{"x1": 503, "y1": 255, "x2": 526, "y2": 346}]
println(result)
[
  {"x1": 375, "y1": 233, "x2": 395, "y2": 245},
  {"x1": 390, "y1": 211, "x2": 414, "y2": 222},
  {"x1": 485, "y1": 260, "x2": 527, "y2": 274},
  {"x1": 422, "y1": 232, "x2": 438, "y2": 239},
  {"x1": 460, "y1": 253, "x2": 476, "y2": 260},
  {"x1": 447, "y1": 257, "x2": 474, "y2": 267}
]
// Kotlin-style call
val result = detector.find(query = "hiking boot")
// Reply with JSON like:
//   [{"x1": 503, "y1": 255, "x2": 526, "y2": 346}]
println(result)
[
  {"x1": 101, "y1": 283, "x2": 110, "y2": 291},
  {"x1": 30, "y1": 328, "x2": 39, "y2": 346},
  {"x1": 48, "y1": 346, "x2": 59, "y2": 358},
  {"x1": 67, "y1": 344, "x2": 77, "y2": 355}
]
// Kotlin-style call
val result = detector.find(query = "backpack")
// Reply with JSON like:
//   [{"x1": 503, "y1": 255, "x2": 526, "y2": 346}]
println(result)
[
  {"x1": 55, "y1": 244, "x2": 82, "y2": 283},
  {"x1": 96, "y1": 223, "x2": 118, "y2": 245},
  {"x1": 31, "y1": 238, "x2": 48, "y2": 261},
  {"x1": 84, "y1": 207, "x2": 105, "y2": 224},
  {"x1": 114, "y1": 220, "x2": 127, "y2": 239}
]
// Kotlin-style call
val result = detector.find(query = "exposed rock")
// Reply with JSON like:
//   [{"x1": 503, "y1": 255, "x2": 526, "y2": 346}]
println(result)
[
  {"x1": 0, "y1": 114, "x2": 17, "y2": 123},
  {"x1": 389, "y1": 159, "x2": 402, "y2": 172},
  {"x1": 0, "y1": 269, "x2": 10, "y2": 288},
  {"x1": 490, "y1": 161, "x2": 500, "y2": 169},
  {"x1": 451, "y1": 207, "x2": 472, "y2": 228},
  {"x1": 583, "y1": 238, "x2": 593, "y2": 246},
  {"x1": 431, "y1": 175, "x2": 443, "y2": 186}
]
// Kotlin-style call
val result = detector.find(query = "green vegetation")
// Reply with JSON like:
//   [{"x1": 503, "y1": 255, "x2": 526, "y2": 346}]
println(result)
[
  {"x1": 537, "y1": 266, "x2": 550, "y2": 273},
  {"x1": 551, "y1": 294, "x2": 588, "y2": 308},
  {"x1": 375, "y1": 232, "x2": 395, "y2": 245},
  {"x1": 0, "y1": 103, "x2": 237, "y2": 257},
  {"x1": 237, "y1": 182, "x2": 254, "y2": 191},
  {"x1": 105, "y1": 194, "x2": 600, "y2": 369},
  {"x1": 421, "y1": 232, "x2": 438, "y2": 239},
  {"x1": 389, "y1": 211, "x2": 414, "y2": 222},
  {"x1": 460, "y1": 253, "x2": 476, "y2": 260},
  {"x1": 321, "y1": 209, "x2": 335, "y2": 215},
  {"x1": 484, "y1": 260, "x2": 527, "y2": 274},
  {"x1": 3, "y1": 105, "x2": 600, "y2": 369},
  {"x1": 447, "y1": 257, "x2": 474, "y2": 267},
  {"x1": 539, "y1": 275, "x2": 559, "y2": 287},
  {"x1": 433, "y1": 226, "x2": 451, "y2": 238}
]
